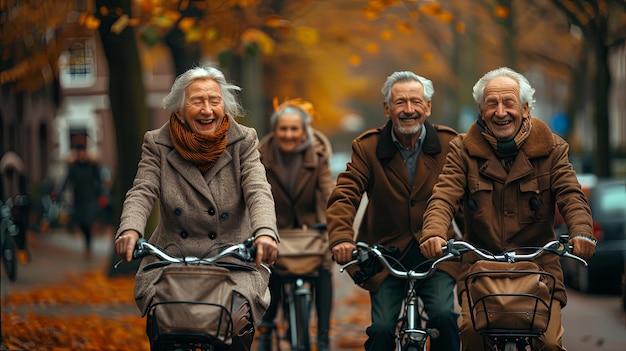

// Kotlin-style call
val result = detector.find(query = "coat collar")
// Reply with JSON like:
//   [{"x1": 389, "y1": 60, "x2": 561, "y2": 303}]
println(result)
[
  {"x1": 463, "y1": 117, "x2": 555, "y2": 159},
  {"x1": 258, "y1": 133, "x2": 318, "y2": 172},
  {"x1": 155, "y1": 115, "x2": 245, "y2": 148},
  {"x1": 464, "y1": 117, "x2": 555, "y2": 182},
  {"x1": 258, "y1": 131, "x2": 319, "y2": 200},
  {"x1": 154, "y1": 116, "x2": 246, "y2": 201},
  {"x1": 376, "y1": 119, "x2": 442, "y2": 161}
]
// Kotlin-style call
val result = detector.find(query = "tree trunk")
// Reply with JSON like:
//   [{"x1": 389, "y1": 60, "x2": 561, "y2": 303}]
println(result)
[{"x1": 95, "y1": 0, "x2": 149, "y2": 276}]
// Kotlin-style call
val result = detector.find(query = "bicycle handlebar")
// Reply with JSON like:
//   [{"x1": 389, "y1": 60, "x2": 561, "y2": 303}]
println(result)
[
  {"x1": 441, "y1": 236, "x2": 588, "y2": 266},
  {"x1": 114, "y1": 236, "x2": 267, "y2": 271},
  {"x1": 339, "y1": 241, "x2": 457, "y2": 280},
  {"x1": 339, "y1": 235, "x2": 587, "y2": 281}
]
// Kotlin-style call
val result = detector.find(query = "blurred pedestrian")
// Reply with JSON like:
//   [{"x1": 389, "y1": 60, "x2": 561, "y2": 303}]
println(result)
[
  {"x1": 257, "y1": 98, "x2": 334, "y2": 351},
  {"x1": 54, "y1": 143, "x2": 105, "y2": 259},
  {"x1": 326, "y1": 71, "x2": 461, "y2": 351}
]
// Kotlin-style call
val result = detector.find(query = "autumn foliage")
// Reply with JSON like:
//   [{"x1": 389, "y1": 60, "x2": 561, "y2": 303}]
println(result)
[
  {"x1": 1, "y1": 268, "x2": 371, "y2": 350},
  {"x1": 1, "y1": 271, "x2": 148, "y2": 351}
]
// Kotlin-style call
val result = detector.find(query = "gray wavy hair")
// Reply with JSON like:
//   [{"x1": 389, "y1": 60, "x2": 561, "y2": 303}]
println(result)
[
  {"x1": 162, "y1": 65, "x2": 245, "y2": 118},
  {"x1": 269, "y1": 105, "x2": 314, "y2": 142},
  {"x1": 381, "y1": 71, "x2": 435, "y2": 103},
  {"x1": 472, "y1": 67, "x2": 536, "y2": 109}
]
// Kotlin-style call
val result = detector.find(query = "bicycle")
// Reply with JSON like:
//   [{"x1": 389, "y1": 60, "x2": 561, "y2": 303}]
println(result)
[
  {"x1": 443, "y1": 235, "x2": 588, "y2": 351},
  {"x1": 115, "y1": 236, "x2": 265, "y2": 351},
  {"x1": 261, "y1": 223, "x2": 328, "y2": 351},
  {"x1": 339, "y1": 242, "x2": 453, "y2": 351},
  {"x1": 0, "y1": 199, "x2": 19, "y2": 282}
]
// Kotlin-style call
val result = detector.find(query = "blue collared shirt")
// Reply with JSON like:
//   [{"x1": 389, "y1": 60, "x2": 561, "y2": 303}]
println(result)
[{"x1": 391, "y1": 124, "x2": 426, "y2": 183}]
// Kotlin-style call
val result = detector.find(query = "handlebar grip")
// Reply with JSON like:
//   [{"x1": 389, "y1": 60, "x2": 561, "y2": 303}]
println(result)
[
  {"x1": 243, "y1": 236, "x2": 257, "y2": 262},
  {"x1": 132, "y1": 238, "x2": 149, "y2": 260}
]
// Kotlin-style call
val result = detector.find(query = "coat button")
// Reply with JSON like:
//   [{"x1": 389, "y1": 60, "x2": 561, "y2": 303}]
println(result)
[
  {"x1": 410, "y1": 200, "x2": 417, "y2": 207},
  {"x1": 208, "y1": 232, "x2": 217, "y2": 240},
  {"x1": 174, "y1": 208, "x2": 182, "y2": 215},
  {"x1": 180, "y1": 231, "x2": 189, "y2": 239},
  {"x1": 413, "y1": 226, "x2": 419, "y2": 233},
  {"x1": 220, "y1": 212, "x2": 229, "y2": 219},
  {"x1": 208, "y1": 208, "x2": 216, "y2": 215}
]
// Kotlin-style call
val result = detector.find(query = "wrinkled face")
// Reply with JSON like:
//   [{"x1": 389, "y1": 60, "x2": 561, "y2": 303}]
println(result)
[
  {"x1": 384, "y1": 80, "x2": 431, "y2": 136},
  {"x1": 480, "y1": 76, "x2": 530, "y2": 141},
  {"x1": 274, "y1": 112, "x2": 306, "y2": 153},
  {"x1": 178, "y1": 79, "x2": 225, "y2": 136}
]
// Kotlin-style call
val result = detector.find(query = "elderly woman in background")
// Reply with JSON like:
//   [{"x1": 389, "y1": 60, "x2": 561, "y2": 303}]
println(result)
[
  {"x1": 114, "y1": 64, "x2": 278, "y2": 351},
  {"x1": 257, "y1": 98, "x2": 335, "y2": 351}
]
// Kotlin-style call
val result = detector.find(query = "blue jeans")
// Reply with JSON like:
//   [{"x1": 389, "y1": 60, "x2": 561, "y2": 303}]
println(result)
[{"x1": 365, "y1": 270, "x2": 460, "y2": 351}]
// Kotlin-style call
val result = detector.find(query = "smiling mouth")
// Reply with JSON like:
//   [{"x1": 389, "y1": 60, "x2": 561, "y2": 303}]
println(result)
[
  {"x1": 197, "y1": 119, "x2": 214, "y2": 125},
  {"x1": 494, "y1": 120, "x2": 511, "y2": 126}
]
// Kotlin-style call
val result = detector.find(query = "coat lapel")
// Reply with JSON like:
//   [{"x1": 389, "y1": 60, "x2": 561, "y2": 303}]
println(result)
[
  {"x1": 375, "y1": 120, "x2": 444, "y2": 193},
  {"x1": 411, "y1": 121, "x2": 442, "y2": 194},
  {"x1": 376, "y1": 121, "x2": 411, "y2": 190}
]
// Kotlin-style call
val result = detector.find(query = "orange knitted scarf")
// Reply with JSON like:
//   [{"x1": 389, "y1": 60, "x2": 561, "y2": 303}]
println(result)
[{"x1": 169, "y1": 113, "x2": 230, "y2": 173}]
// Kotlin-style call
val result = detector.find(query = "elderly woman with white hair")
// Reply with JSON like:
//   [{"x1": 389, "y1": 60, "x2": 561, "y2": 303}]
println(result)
[
  {"x1": 114, "y1": 64, "x2": 279, "y2": 351},
  {"x1": 257, "y1": 98, "x2": 335, "y2": 351}
]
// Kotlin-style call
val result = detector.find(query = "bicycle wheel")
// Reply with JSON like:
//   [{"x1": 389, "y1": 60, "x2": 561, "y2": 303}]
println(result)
[
  {"x1": 293, "y1": 281, "x2": 311, "y2": 351},
  {"x1": 1, "y1": 233, "x2": 17, "y2": 282}
]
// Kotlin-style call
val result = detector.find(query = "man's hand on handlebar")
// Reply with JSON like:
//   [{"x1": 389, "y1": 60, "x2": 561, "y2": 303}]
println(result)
[
  {"x1": 115, "y1": 230, "x2": 140, "y2": 262},
  {"x1": 332, "y1": 242, "x2": 357, "y2": 264},
  {"x1": 570, "y1": 236, "x2": 596, "y2": 261},
  {"x1": 254, "y1": 235, "x2": 278, "y2": 268},
  {"x1": 419, "y1": 236, "x2": 448, "y2": 260}
]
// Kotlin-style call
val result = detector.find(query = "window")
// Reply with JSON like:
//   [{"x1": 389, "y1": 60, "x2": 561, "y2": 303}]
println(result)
[{"x1": 59, "y1": 39, "x2": 96, "y2": 88}]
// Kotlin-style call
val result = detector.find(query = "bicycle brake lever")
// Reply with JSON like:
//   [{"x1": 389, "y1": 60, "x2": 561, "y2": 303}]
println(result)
[
  {"x1": 339, "y1": 259, "x2": 359, "y2": 273},
  {"x1": 563, "y1": 251, "x2": 588, "y2": 266}
]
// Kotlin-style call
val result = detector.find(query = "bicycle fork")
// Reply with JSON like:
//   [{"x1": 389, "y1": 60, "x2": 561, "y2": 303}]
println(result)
[
  {"x1": 397, "y1": 294, "x2": 439, "y2": 351},
  {"x1": 287, "y1": 278, "x2": 312, "y2": 351}
]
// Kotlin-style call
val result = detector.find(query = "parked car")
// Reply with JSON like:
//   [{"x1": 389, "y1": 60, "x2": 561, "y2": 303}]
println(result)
[{"x1": 560, "y1": 175, "x2": 626, "y2": 294}]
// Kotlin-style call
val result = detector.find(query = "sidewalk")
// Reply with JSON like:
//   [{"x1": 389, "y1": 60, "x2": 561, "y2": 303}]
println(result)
[{"x1": 0, "y1": 228, "x2": 140, "y2": 319}]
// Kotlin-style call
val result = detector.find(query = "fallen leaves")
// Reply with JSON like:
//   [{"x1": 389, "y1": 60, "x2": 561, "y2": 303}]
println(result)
[
  {"x1": 2, "y1": 312, "x2": 148, "y2": 351},
  {"x1": 1, "y1": 270, "x2": 148, "y2": 351}
]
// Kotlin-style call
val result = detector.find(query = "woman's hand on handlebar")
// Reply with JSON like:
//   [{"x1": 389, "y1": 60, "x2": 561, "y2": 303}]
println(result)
[
  {"x1": 332, "y1": 242, "x2": 356, "y2": 264},
  {"x1": 254, "y1": 235, "x2": 277, "y2": 268},
  {"x1": 115, "y1": 230, "x2": 140, "y2": 262},
  {"x1": 419, "y1": 236, "x2": 447, "y2": 259}
]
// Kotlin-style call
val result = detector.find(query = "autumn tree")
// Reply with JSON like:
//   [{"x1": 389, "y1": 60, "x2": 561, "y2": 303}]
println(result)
[{"x1": 550, "y1": 0, "x2": 626, "y2": 176}]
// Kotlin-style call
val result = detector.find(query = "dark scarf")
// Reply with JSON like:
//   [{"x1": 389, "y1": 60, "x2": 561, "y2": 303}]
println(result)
[
  {"x1": 477, "y1": 117, "x2": 532, "y2": 171},
  {"x1": 169, "y1": 113, "x2": 230, "y2": 174},
  {"x1": 273, "y1": 135, "x2": 312, "y2": 196}
]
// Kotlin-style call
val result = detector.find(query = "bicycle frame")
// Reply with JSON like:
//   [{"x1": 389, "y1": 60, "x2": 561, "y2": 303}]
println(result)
[{"x1": 340, "y1": 242, "x2": 453, "y2": 351}]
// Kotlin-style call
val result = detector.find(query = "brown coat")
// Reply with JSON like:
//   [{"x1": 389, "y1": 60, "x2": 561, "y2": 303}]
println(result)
[
  {"x1": 326, "y1": 120, "x2": 461, "y2": 291},
  {"x1": 117, "y1": 117, "x2": 278, "y2": 323},
  {"x1": 258, "y1": 129, "x2": 334, "y2": 269},
  {"x1": 421, "y1": 117, "x2": 593, "y2": 306}
]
